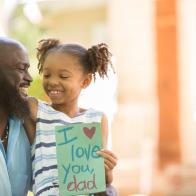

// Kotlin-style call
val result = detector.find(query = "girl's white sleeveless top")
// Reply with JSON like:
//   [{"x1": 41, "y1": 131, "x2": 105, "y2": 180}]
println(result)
[{"x1": 32, "y1": 100, "x2": 103, "y2": 196}]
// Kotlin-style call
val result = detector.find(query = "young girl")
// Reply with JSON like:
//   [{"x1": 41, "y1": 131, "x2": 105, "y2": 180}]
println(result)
[{"x1": 25, "y1": 38, "x2": 118, "y2": 195}]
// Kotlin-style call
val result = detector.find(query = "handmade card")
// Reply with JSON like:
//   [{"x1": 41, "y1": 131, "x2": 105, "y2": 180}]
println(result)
[{"x1": 55, "y1": 122, "x2": 106, "y2": 195}]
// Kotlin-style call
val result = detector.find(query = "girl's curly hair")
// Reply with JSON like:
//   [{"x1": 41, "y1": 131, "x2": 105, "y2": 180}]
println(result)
[{"x1": 36, "y1": 38, "x2": 114, "y2": 79}]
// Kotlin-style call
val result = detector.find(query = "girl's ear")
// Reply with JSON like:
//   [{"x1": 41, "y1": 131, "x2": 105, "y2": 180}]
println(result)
[{"x1": 81, "y1": 74, "x2": 92, "y2": 89}]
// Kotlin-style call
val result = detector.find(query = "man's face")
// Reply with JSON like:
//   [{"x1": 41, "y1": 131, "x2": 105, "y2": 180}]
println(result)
[
  {"x1": 0, "y1": 42, "x2": 32, "y2": 118},
  {"x1": 5, "y1": 46, "x2": 32, "y2": 98}
]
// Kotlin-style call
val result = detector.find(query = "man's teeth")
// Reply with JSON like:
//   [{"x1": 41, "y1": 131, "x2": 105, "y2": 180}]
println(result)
[{"x1": 19, "y1": 87, "x2": 28, "y2": 95}]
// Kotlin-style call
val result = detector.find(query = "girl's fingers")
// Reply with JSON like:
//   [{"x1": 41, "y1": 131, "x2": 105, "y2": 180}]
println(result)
[
  {"x1": 104, "y1": 158, "x2": 116, "y2": 170},
  {"x1": 97, "y1": 151, "x2": 116, "y2": 163},
  {"x1": 104, "y1": 163, "x2": 110, "y2": 171},
  {"x1": 97, "y1": 149, "x2": 118, "y2": 169},
  {"x1": 98, "y1": 149, "x2": 118, "y2": 160}
]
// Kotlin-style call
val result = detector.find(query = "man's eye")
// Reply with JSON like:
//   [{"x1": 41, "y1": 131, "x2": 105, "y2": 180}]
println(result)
[{"x1": 16, "y1": 68, "x2": 25, "y2": 72}]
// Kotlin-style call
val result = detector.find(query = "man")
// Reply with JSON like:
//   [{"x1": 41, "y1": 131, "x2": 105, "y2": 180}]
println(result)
[{"x1": 0, "y1": 37, "x2": 32, "y2": 196}]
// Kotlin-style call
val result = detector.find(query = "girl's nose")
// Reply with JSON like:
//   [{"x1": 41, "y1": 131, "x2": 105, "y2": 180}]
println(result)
[{"x1": 48, "y1": 77, "x2": 59, "y2": 86}]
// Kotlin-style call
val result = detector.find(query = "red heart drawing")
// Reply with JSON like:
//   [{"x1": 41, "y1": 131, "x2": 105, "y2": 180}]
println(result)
[{"x1": 83, "y1": 127, "x2": 96, "y2": 139}]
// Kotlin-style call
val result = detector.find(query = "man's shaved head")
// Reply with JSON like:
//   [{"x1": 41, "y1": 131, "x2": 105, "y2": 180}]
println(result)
[
  {"x1": 0, "y1": 37, "x2": 25, "y2": 48},
  {"x1": 0, "y1": 37, "x2": 27, "y2": 68}
]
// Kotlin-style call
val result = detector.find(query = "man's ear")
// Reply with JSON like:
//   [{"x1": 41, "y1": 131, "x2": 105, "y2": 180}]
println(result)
[{"x1": 81, "y1": 74, "x2": 92, "y2": 89}]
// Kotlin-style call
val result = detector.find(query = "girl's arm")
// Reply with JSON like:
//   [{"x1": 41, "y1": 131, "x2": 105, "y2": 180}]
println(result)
[
  {"x1": 24, "y1": 97, "x2": 38, "y2": 144},
  {"x1": 97, "y1": 114, "x2": 118, "y2": 184}
]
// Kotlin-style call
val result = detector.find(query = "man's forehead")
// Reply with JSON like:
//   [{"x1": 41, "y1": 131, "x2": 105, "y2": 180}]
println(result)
[
  {"x1": 0, "y1": 43, "x2": 25, "y2": 55},
  {"x1": 0, "y1": 46, "x2": 28, "y2": 66},
  {"x1": 0, "y1": 37, "x2": 26, "y2": 58}
]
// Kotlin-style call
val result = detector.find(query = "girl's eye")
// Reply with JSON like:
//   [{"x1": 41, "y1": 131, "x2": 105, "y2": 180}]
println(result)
[
  {"x1": 43, "y1": 74, "x2": 50, "y2": 78},
  {"x1": 60, "y1": 75, "x2": 69, "y2": 79}
]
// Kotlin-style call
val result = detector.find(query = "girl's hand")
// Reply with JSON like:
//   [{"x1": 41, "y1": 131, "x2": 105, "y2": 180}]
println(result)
[{"x1": 97, "y1": 149, "x2": 118, "y2": 171}]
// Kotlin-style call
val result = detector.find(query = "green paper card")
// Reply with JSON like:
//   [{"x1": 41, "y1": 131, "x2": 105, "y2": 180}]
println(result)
[{"x1": 55, "y1": 122, "x2": 106, "y2": 196}]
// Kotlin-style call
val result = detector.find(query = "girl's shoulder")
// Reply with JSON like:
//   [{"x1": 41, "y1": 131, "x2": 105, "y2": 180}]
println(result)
[
  {"x1": 84, "y1": 108, "x2": 104, "y2": 122},
  {"x1": 28, "y1": 98, "x2": 51, "y2": 116},
  {"x1": 36, "y1": 99, "x2": 50, "y2": 106},
  {"x1": 86, "y1": 108, "x2": 102, "y2": 114},
  {"x1": 27, "y1": 96, "x2": 38, "y2": 121},
  {"x1": 36, "y1": 99, "x2": 52, "y2": 110},
  {"x1": 36, "y1": 100, "x2": 62, "y2": 116}
]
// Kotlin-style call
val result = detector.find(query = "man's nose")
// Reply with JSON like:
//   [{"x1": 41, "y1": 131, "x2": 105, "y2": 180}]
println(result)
[{"x1": 25, "y1": 71, "x2": 33, "y2": 83}]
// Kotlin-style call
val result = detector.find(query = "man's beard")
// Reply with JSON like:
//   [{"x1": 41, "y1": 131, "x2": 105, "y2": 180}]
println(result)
[{"x1": 0, "y1": 72, "x2": 30, "y2": 119}]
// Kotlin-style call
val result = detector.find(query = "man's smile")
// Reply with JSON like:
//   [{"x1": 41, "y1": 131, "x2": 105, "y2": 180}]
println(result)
[{"x1": 19, "y1": 83, "x2": 30, "y2": 97}]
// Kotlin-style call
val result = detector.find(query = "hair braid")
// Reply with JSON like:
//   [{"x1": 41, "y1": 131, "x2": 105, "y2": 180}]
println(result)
[
  {"x1": 87, "y1": 43, "x2": 114, "y2": 79},
  {"x1": 37, "y1": 38, "x2": 60, "y2": 73}
]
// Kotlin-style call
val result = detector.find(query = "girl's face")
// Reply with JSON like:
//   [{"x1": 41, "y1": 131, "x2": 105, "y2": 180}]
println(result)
[{"x1": 42, "y1": 52, "x2": 91, "y2": 108}]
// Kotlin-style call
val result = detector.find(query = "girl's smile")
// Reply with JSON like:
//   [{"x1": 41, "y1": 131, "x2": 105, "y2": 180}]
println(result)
[{"x1": 48, "y1": 90, "x2": 64, "y2": 99}]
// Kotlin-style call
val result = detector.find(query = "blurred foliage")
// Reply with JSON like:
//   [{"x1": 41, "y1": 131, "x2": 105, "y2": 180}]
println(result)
[
  {"x1": 9, "y1": 4, "x2": 47, "y2": 61},
  {"x1": 9, "y1": 4, "x2": 48, "y2": 99},
  {"x1": 28, "y1": 76, "x2": 47, "y2": 100}
]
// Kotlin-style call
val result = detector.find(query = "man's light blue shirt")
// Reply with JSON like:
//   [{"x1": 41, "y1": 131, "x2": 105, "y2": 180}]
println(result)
[{"x1": 0, "y1": 116, "x2": 31, "y2": 196}]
